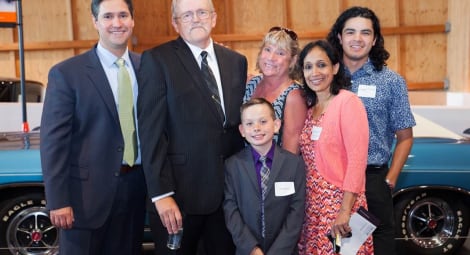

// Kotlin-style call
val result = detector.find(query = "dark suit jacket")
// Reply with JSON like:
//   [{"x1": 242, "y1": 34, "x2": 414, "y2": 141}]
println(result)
[
  {"x1": 40, "y1": 47, "x2": 141, "y2": 228},
  {"x1": 137, "y1": 37, "x2": 247, "y2": 214},
  {"x1": 223, "y1": 145, "x2": 306, "y2": 255}
]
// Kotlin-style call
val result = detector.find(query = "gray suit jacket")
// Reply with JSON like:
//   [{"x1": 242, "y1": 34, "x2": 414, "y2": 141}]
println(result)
[
  {"x1": 223, "y1": 144, "x2": 306, "y2": 255},
  {"x1": 41, "y1": 47, "x2": 141, "y2": 228}
]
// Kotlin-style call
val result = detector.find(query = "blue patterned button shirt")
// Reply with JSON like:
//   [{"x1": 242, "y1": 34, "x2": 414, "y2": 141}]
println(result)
[{"x1": 347, "y1": 61, "x2": 416, "y2": 165}]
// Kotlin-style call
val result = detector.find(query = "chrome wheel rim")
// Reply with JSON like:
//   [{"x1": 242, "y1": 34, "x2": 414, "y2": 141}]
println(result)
[
  {"x1": 6, "y1": 207, "x2": 58, "y2": 255},
  {"x1": 406, "y1": 197, "x2": 454, "y2": 249}
]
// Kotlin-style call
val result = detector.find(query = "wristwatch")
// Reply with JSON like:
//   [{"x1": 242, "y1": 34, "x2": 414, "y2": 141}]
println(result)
[{"x1": 385, "y1": 178, "x2": 394, "y2": 190}]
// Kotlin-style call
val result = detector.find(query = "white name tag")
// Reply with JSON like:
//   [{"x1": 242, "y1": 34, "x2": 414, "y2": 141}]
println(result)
[
  {"x1": 357, "y1": 84, "x2": 376, "y2": 98},
  {"x1": 311, "y1": 126, "x2": 322, "y2": 140},
  {"x1": 275, "y1": 182, "x2": 295, "y2": 197}
]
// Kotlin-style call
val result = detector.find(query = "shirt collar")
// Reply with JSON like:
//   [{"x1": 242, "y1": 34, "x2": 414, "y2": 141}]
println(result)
[
  {"x1": 96, "y1": 43, "x2": 131, "y2": 68},
  {"x1": 185, "y1": 39, "x2": 216, "y2": 62},
  {"x1": 251, "y1": 140, "x2": 276, "y2": 164},
  {"x1": 345, "y1": 58, "x2": 375, "y2": 77}
]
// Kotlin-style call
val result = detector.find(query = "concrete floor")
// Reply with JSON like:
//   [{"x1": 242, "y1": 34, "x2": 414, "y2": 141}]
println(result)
[
  {"x1": 142, "y1": 237, "x2": 470, "y2": 255},
  {"x1": 460, "y1": 237, "x2": 470, "y2": 255}
]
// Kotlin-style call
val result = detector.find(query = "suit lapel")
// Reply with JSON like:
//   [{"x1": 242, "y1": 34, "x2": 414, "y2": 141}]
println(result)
[
  {"x1": 174, "y1": 37, "x2": 224, "y2": 125},
  {"x1": 85, "y1": 48, "x2": 120, "y2": 125},
  {"x1": 265, "y1": 145, "x2": 285, "y2": 197},
  {"x1": 240, "y1": 148, "x2": 262, "y2": 197},
  {"x1": 214, "y1": 45, "x2": 232, "y2": 123},
  {"x1": 129, "y1": 51, "x2": 141, "y2": 73}
]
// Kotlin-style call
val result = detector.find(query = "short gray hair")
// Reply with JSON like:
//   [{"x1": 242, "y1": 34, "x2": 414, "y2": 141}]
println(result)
[{"x1": 171, "y1": 0, "x2": 215, "y2": 19}]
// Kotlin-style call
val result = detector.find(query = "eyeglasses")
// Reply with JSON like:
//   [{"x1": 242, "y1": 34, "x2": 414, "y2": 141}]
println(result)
[
  {"x1": 175, "y1": 9, "x2": 212, "y2": 23},
  {"x1": 269, "y1": 26, "x2": 298, "y2": 41}
]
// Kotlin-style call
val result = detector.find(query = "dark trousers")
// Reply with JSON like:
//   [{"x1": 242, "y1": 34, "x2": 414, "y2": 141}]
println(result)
[
  {"x1": 148, "y1": 205, "x2": 235, "y2": 255},
  {"x1": 59, "y1": 169, "x2": 147, "y2": 255},
  {"x1": 365, "y1": 166, "x2": 397, "y2": 255}
]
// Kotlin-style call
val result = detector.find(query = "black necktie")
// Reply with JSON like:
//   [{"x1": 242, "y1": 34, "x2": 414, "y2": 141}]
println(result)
[{"x1": 200, "y1": 51, "x2": 225, "y2": 122}]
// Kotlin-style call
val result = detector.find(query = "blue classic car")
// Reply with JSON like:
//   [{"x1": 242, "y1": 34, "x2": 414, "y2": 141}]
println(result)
[
  {"x1": 393, "y1": 110, "x2": 470, "y2": 255},
  {"x1": 0, "y1": 98, "x2": 469, "y2": 254},
  {"x1": 0, "y1": 131, "x2": 50, "y2": 255}
]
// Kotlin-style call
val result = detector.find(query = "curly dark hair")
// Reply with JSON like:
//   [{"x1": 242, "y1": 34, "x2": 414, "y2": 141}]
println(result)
[
  {"x1": 298, "y1": 40, "x2": 351, "y2": 108},
  {"x1": 326, "y1": 6, "x2": 389, "y2": 71}
]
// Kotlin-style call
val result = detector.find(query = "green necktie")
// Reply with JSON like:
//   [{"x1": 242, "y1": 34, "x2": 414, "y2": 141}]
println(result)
[{"x1": 116, "y1": 58, "x2": 137, "y2": 166}]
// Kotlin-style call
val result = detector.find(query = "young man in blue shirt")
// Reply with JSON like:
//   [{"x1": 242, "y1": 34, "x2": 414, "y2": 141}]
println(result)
[{"x1": 327, "y1": 6, "x2": 416, "y2": 255}]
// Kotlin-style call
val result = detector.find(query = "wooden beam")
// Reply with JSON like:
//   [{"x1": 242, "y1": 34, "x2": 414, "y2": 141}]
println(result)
[
  {"x1": 0, "y1": 24, "x2": 446, "y2": 53},
  {"x1": 69, "y1": 0, "x2": 80, "y2": 55},
  {"x1": 408, "y1": 81, "x2": 446, "y2": 91},
  {"x1": 447, "y1": 0, "x2": 470, "y2": 92},
  {"x1": 0, "y1": 40, "x2": 97, "y2": 51},
  {"x1": 398, "y1": 0, "x2": 406, "y2": 82},
  {"x1": 383, "y1": 24, "x2": 446, "y2": 35},
  {"x1": 126, "y1": 24, "x2": 448, "y2": 46},
  {"x1": 284, "y1": 0, "x2": 291, "y2": 29},
  {"x1": 222, "y1": 0, "x2": 233, "y2": 48}
]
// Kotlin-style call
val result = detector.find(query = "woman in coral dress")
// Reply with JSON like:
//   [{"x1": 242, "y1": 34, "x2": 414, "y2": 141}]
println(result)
[{"x1": 297, "y1": 40, "x2": 374, "y2": 255}]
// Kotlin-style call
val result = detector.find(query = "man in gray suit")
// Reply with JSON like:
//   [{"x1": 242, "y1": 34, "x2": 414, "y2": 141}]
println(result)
[
  {"x1": 223, "y1": 98, "x2": 306, "y2": 255},
  {"x1": 40, "y1": 0, "x2": 146, "y2": 254}
]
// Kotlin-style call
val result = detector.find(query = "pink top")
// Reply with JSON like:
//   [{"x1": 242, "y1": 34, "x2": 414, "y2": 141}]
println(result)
[{"x1": 308, "y1": 89, "x2": 369, "y2": 193}]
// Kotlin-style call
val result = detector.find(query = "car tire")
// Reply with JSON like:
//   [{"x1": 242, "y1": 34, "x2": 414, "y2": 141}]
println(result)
[
  {"x1": 0, "y1": 193, "x2": 58, "y2": 255},
  {"x1": 394, "y1": 191, "x2": 470, "y2": 255}
]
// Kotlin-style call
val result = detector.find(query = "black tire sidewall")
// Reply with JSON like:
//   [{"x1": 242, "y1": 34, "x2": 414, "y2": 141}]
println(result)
[
  {"x1": 394, "y1": 191, "x2": 470, "y2": 255},
  {"x1": 0, "y1": 193, "x2": 48, "y2": 255}
]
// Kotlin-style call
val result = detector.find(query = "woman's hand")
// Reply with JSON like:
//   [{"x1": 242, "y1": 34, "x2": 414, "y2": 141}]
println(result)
[
  {"x1": 331, "y1": 191, "x2": 357, "y2": 237},
  {"x1": 331, "y1": 209, "x2": 352, "y2": 237}
]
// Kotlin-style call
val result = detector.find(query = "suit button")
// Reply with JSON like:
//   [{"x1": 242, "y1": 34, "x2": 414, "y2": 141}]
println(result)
[
  {"x1": 114, "y1": 172, "x2": 120, "y2": 177},
  {"x1": 117, "y1": 147, "x2": 123, "y2": 152}
]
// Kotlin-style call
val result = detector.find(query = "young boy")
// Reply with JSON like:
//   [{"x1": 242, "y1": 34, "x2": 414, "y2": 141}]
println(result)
[{"x1": 223, "y1": 98, "x2": 306, "y2": 255}]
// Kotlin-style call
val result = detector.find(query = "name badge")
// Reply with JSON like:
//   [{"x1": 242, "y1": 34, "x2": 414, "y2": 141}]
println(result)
[
  {"x1": 311, "y1": 126, "x2": 322, "y2": 140},
  {"x1": 275, "y1": 182, "x2": 295, "y2": 197},
  {"x1": 357, "y1": 84, "x2": 376, "y2": 98}
]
